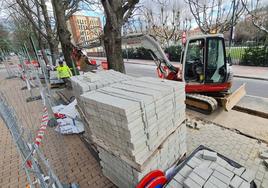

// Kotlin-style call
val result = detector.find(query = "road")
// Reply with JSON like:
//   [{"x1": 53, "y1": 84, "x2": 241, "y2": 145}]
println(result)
[{"x1": 125, "y1": 63, "x2": 268, "y2": 98}]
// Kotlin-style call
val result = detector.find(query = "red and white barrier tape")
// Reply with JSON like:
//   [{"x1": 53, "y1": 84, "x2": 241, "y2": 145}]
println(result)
[
  {"x1": 26, "y1": 107, "x2": 49, "y2": 168},
  {"x1": 34, "y1": 107, "x2": 49, "y2": 147}
]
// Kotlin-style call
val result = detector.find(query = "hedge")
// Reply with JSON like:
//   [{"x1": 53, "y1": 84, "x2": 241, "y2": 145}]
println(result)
[
  {"x1": 122, "y1": 44, "x2": 268, "y2": 67},
  {"x1": 241, "y1": 45, "x2": 268, "y2": 67}
]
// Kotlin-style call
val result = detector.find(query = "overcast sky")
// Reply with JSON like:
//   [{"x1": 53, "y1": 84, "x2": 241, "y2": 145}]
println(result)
[{"x1": 0, "y1": 0, "x2": 267, "y2": 28}]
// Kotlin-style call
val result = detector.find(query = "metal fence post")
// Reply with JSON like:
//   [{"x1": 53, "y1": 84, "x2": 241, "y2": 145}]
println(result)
[
  {"x1": 26, "y1": 38, "x2": 57, "y2": 127},
  {"x1": 0, "y1": 93, "x2": 64, "y2": 188},
  {"x1": 23, "y1": 44, "x2": 42, "y2": 102}
]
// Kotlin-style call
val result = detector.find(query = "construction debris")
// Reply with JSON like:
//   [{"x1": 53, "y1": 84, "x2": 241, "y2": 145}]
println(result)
[{"x1": 52, "y1": 100, "x2": 84, "y2": 134}]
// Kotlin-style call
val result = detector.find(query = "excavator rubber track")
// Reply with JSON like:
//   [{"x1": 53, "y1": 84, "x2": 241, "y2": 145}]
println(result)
[{"x1": 186, "y1": 94, "x2": 218, "y2": 114}]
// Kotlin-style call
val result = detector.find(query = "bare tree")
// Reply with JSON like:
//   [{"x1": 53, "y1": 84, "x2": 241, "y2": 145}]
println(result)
[
  {"x1": 148, "y1": 0, "x2": 180, "y2": 46},
  {"x1": 186, "y1": 0, "x2": 245, "y2": 34},
  {"x1": 10, "y1": 0, "x2": 59, "y2": 65},
  {"x1": 99, "y1": 0, "x2": 140, "y2": 73},
  {"x1": 129, "y1": 0, "x2": 191, "y2": 47},
  {"x1": 234, "y1": 18, "x2": 267, "y2": 42},
  {"x1": 242, "y1": 0, "x2": 268, "y2": 34}
]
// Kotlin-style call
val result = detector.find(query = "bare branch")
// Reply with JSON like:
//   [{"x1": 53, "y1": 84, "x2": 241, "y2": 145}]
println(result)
[
  {"x1": 186, "y1": 0, "x2": 245, "y2": 34},
  {"x1": 241, "y1": 0, "x2": 268, "y2": 34}
]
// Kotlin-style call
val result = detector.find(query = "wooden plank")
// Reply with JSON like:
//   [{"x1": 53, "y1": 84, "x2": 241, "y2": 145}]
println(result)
[{"x1": 223, "y1": 83, "x2": 246, "y2": 111}]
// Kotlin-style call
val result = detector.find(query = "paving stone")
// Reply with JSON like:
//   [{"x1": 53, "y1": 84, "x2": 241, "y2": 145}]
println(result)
[
  {"x1": 239, "y1": 181, "x2": 250, "y2": 188},
  {"x1": 203, "y1": 180, "x2": 215, "y2": 188},
  {"x1": 198, "y1": 160, "x2": 213, "y2": 169},
  {"x1": 207, "y1": 175, "x2": 228, "y2": 188},
  {"x1": 216, "y1": 157, "x2": 229, "y2": 167},
  {"x1": 188, "y1": 171, "x2": 206, "y2": 186},
  {"x1": 193, "y1": 165, "x2": 213, "y2": 181},
  {"x1": 233, "y1": 167, "x2": 246, "y2": 176},
  {"x1": 225, "y1": 164, "x2": 235, "y2": 172},
  {"x1": 241, "y1": 169, "x2": 255, "y2": 182},
  {"x1": 212, "y1": 170, "x2": 232, "y2": 184},
  {"x1": 215, "y1": 165, "x2": 235, "y2": 179},
  {"x1": 187, "y1": 157, "x2": 203, "y2": 168},
  {"x1": 203, "y1": 150, "x2": 218, "y2": 161},
  {"x1": 179, "y1": 165, "x2": 193, "y2": 178},
  {"x1": 173, "y1": 172, "x2": 184, "y2": 184},
  {"x1": 209, "y1": 162, "x2": 220, "y2": 170},
  {"x1": 183, "y1": 177, "x2": 202, "y2": 188},
  {"x1": 166, "y1": 179, "x2": 183, "y2": 188},
  {"x1": 230, "y1": 175, "x2": 244, "y2": 188},
  {"x1": 260, "y1": 151, "x2": 268, "y2": 159}
]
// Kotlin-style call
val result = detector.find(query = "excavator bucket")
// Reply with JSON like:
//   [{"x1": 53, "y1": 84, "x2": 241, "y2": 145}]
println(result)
[{"x1": 221, "y1": 83, "x2": 246, "y2": 111}]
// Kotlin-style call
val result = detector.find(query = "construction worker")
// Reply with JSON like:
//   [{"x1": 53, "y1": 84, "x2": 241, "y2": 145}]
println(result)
[{"x1": 56, "y1": 60, "x2": 72, "y2": 83}]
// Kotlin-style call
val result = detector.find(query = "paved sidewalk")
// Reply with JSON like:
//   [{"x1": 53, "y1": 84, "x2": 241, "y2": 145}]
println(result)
[
  {"x1": 188, "y1": 108, "x2": 268, "y2": 143},
  {"x1": 0, "y1": 73, "x2": 114, "y2": 187},
  {"x1": 89, "y1": 57, "x2": 268, "y2": 80},
  {"x1": 232, "y1": 65, "x2": 268, "y2": 81}
]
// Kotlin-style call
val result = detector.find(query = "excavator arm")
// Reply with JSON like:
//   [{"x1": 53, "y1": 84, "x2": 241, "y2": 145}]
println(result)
[
  {"x1": 79, "y1": 34, "x2": 178, "y2": 75},
  {"x1": 122, "y1": 34, "x2": 178, "y2": 73}
]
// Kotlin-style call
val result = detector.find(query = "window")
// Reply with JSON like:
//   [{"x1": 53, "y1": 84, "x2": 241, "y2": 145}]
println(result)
[
  {"x1": 205, "y1": 38, "x2": 226, "y2": 83},
  {"x1": 184, "y1": 39, "x2": 205, "y2": 83}
]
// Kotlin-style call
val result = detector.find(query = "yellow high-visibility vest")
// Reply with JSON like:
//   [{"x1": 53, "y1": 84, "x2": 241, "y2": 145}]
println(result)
[{"x1": 56, "y1": 65, "x2": 72, "y2": 79}]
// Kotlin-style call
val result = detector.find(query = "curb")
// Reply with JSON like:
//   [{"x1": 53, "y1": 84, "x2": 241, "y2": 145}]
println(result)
[
  {"x1": 233, "y1": 105, "x2": 268, "y2": 119},
  {"x1": 233, "y1": 75, "x2": 268, "y2": 81},
  {"x1": 124, "y1": 61, "x2": 156, "y2": 66}
]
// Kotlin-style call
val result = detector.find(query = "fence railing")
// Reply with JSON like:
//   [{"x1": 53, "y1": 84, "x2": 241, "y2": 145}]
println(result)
[
  {"x1": 226, "y1": 42, "x2": 268, "y2": 66},
  {"x1": 0, "y1": 41, "x2": 79, "y2": 187}
]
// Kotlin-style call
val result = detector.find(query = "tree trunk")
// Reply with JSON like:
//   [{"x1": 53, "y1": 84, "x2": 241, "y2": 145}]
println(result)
[
  {"x1": 51, "y1": 0, "x2": 74, "y2": 68},
  {"x1": 48, "y1": 41, "x2": 58, "y2": 66},
  {"x1": 40, "y1": 0, "x2": 59, "y2": 65},
  {"x1": 103, "y1": 21, "x2": 125, "y2": 73}
]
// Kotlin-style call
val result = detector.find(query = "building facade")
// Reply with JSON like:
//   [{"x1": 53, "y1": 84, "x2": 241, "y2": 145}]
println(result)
[{"x1": 68, "y1": 15, "x2": 102, "y2": 46}]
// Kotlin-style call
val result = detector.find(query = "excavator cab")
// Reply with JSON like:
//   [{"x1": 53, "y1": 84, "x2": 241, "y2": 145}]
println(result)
[{"x1": 182, "y1": 35, "x2": 229, "y2": 88}]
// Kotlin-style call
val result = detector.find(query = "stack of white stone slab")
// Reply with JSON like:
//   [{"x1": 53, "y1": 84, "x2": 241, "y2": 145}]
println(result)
[
  {"x1": 98, "y1": 123, "x2": 187, "y2": 188},
  {"x1": 79, "y1": 77, "x2": 186, "y2": 187},
  {"x1": 70, "y1": 70, "x2": 134, "y2": 99},
  {"x1": 72, "y1": 70, "x2": 134, "y2": 141},
  {"x1": 166, "y1": 149, "x2": 254, "y2": 188},
  {"x1": 80, "y1": 77, "x2": 186, "y2": 165}
]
